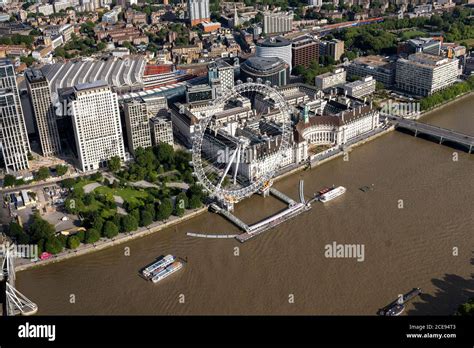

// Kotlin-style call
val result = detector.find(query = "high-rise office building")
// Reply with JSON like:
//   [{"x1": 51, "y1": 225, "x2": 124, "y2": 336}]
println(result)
[
  {"x1": 347, "y1": 55, "x2": 396, "y2": 87},
  {"x1": 256, "y1": 37, "x2": 293, "y2": 71},
  {"x1": 320, "y1": 39, "x2": 344, "y2": 62},
  {"x1": 292, "y1": 36, "x2": 319, "y2": 69},
  {"x1": 395, "y1": 53, "x2": 459, "y2": 96},
  {"x1": 150, "y1": 117, "x2": 174, "y2": 147},
  {"x1": 59, "y1": 81, "x2": 125, "y2": 172},
  {"x1": 208, "y1": 59, "x2": 235, "y2": 92},
  {"x1": 142, "y1": 95, "x2": 173, "y2": 147},
  {"x1": 123, "y1": 98, "x2": 153, "y2": 155},
  {"x1": 0, "y1": 60, "x2": 30, "y2": 173},
  {"x1": 25, "y1": 69, "x2": 61, "y2": 157},
  {"x1": 263, "y1": 12, "x2": 293, "y2": 35},
  {"x1": 186, "y1": 84, "x2": 215, "y2": 103},
  {"x1": 240, "y1": 57, "x2": 290, "y2": 87},
  {"x1": 343, "y1": 76, "x2": 376, "y2": 98},
  {"x1": 143, "y1": 95, "x2": 168, "y2": 118},
  {"x1": 188, "y1": 0, "x2": 210, "y2": 26}
]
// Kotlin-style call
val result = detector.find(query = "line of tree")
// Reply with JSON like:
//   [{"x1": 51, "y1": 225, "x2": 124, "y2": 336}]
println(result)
[
  {"x1": 335, "y1": 7, "x2": 474, "y2": 56},
  {"x1": 420, "y1": 76, "x2": 474, "y2": 111},
  {"x1": 4, "y1": 215, "x2": 67, "y2": 255},
  {"x1": 55, "y1": 171, "x2": 206, "y2": 256},
  {"x1": 0, "y1": 34, "x2": 35, "y2": 48},
  {"x1": 3, "y1": 164, "x2": 69, "y2": 188},
  {"x1": 113, "y1": 142, "x2": 194, "y2": 184},
  {"x1": 55, "y1": 32, "x2": 106, "y2": 59}
]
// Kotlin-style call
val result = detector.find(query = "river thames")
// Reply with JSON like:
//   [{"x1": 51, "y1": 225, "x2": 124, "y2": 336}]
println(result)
[{"x1": 17, "y1": 95, "x2": 474, "y2": 315}]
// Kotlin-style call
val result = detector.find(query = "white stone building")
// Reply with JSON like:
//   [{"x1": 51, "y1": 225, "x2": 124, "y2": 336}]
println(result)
[
  {"x1": 343, "y1": 76, "x2": 376, "y2": 99},
  {"x1": 256, "y1": 37, "x2": 293, "y2": 72},
  {"x1": 150, "y1": 117, "x2": 174, "y2": 147},
  {"x1": 295, "y1": 96, "x2": 380, "y2": 148},
  {"x1": 61, "y1": 81, "x2": 125, "y2": 172},
  {"x1": 315, "y1": 68, "x2": 346, "y2": 90},
  {"x1": 37, "y1": 4, "x2": 54, "y2": 16},
  {"x1": 123, "y1": 99, "x2": 153, "y2": 155},
  {"x1": 395, "y1": 53, "x2": 460, "y2": 96}
]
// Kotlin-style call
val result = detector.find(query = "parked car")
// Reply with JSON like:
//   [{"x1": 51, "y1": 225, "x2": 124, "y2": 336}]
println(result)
[{"x1": 40, "y1": 252, "x2": 52, "y2": 260}]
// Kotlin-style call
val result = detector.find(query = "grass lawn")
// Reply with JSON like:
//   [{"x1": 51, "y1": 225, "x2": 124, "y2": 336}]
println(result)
[
  {"x1": 72, "y1": 178, "x2": 149, "y2": 215},
  {"x1": 79, "y1": 201, "x2": 116, "y2": 218},
  {"x1": 399, "y1": 30, "x2": 427, "y2": 41},
  {"x1": 80, "y1": 200, "x2": 102, "y2": 212},
  {"x1": 94, "y1": 186, "x2": 148, "y2": 205},
  {"x1": 73, "y1": 179, "x2": 95, "y2": 191}
]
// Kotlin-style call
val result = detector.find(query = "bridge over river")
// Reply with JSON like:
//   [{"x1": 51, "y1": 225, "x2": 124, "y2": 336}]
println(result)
[{"x1": 384, "y1": 114, "x2": 474, "y2": 153}]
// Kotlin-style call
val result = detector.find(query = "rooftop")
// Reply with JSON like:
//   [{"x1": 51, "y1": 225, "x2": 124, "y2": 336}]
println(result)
[
  {"x1": 25, "y1": 69, "x2": 47, "y2": 83},
  {"x1": 241, "y1": 56, "x2": 287, "y2": 72},
  {"x1": 352, "y1": 55, "x2": 393, "y2": 67},
  {"x1": 41, "y1": 57, "x2": 146, "y2": 94},
  {"x1": 292, "y1": 35, "x2": 317, "y2": 47},
  {"x1": 0, "y1": 58, "x2": 13, "y2": 67},
  {"x1": 209, "y1": 59, "x2": 233, "y2": 70},
  {"x1": 296, "y1": 102, "x2": 375, "y2": 132},
  {"x1": 404, "y1": 52, "x2": 452, "y2": 66},
  {"x1": 407, "y1": 38, "x2": 440, "y2": 48},
  {"x1": 316, "y1": 68, "x2": 345, "y2": 79},
  {"x1": 257, "y1": 36, "x2": 291, "y2": 48},
  {"x1": 344, "y1": 76, "x2": 374, "y2": 87},
  {"x1": 75, "y1": 80, "x2": 109, "y2": 91}
]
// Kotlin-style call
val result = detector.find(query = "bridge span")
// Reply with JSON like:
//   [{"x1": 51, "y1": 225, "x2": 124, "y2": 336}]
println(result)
[{"x1": 385, "y1": 115, "x2": 474, "y2": 153}]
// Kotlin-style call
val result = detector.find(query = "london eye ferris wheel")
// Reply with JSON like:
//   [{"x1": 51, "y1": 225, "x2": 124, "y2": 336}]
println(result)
[{"x1": 191, "y1": 80, "x2": 293, "y2": 205}]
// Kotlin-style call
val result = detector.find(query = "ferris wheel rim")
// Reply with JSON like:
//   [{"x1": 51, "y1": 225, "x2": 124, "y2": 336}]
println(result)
[{"x1": 191, "y1": 82, "x2": 293, "y2": 202}]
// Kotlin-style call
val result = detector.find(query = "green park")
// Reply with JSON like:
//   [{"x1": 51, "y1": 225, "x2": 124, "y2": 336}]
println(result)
[{"x1": 4, "y1": 143, "x2": 207, "y2": 256}]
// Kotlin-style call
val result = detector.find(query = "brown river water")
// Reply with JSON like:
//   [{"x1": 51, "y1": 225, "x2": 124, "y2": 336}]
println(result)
[{"x1": 17, "y1": 96, "x2": 474, "y2": 315}]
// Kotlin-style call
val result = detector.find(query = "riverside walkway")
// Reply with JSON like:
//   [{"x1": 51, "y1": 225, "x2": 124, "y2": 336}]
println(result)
[{"x1": 385, "y1": 114, "x2": 474, "y2": 153}]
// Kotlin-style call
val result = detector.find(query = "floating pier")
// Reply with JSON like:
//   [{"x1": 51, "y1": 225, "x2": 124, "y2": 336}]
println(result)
[
  {"x1": 235, "y1": 180, "x2": 309, "y2": 243},
  {"x1": 186, "y1": 233, "x2": 238, "y2": 239},
  {"x1": 269, "y1": 187, "x2": 297, "y2": 206},
  {"x1": 210, "y1": 204, "x2": 250, "y2": 232},
  {"x1": 192, "y1": 180, "x2": 313, "y2": 243},
  {"x1": 235, "y1": 203, "x2": 309, "y2": 243}
]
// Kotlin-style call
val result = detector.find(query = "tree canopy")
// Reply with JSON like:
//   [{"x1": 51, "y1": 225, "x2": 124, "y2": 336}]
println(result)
[
  {"x1": 28, "y1": 214, "x2": 55, "y2": 243},
  {"x1": 35, "y1": 167, "x2": 50, "y2": 181},
  {"x1": 456, "y1": 298, "x2": 474, "y2": 316},
  {"x1": 156, "y1": 198, "x2": 173, "y2": 221}
]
